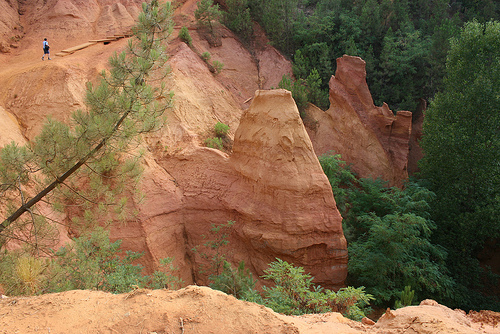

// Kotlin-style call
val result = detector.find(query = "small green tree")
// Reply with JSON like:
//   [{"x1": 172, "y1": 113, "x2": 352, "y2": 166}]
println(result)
[
  {"x1": 179, "y1": 26, "x2": 192, "y2": 46},
  {"x1": 192, "y1": 221, "x2": 234, "y2": 277},
  {"x1": 319, "y1": 154, "x2": 454, "y2": 307},
  {"x1": 305, "y1": 68, "x2": 329, "y2": 110},
  {"x1": 212, "y1": 60, "x2": 224, "y2": 74},
  {"x1": 214, "y1": 122, "x2": 229, "y2": 137},
  {"x1": 47, "y1": 227, "x2": 147, "y2": 293},
  {"x1": 395, "y1": 285, "x2": 415, "y2": 309},
  {"x1": 201, "y1": 51, "x2": 211, "y2": 61},
  {"x1": 278, "y1": 74, "x2": 308, "y2": 113},
  {"x1": 0, "y1": 227, "x2": 183, "y2": 295},
  {"x1": 195, "y1": 0, "x2": 222, "y2": 34},
  {"x1": 204, "y1": 137, "x2": 223, "y2": 150},
  {"x1": 210, "y1": 260, "x2": 261, "y2": 302}
]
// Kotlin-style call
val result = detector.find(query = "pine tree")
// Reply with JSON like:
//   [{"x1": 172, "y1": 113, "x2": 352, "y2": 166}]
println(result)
[{"x1": 0, "y1": 0, "x2": 174, "y2": 253}]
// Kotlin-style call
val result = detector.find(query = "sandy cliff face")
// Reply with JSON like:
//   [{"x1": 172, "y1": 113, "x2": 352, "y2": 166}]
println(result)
[
  {"x1": 1, "y1": 288, "x2": 499, "y2": 334},
  {"x1": 0, "y1": 0, "x2": 19, "y2": 49},
  {"x1": 307, "y1": 55, "x2": 412, "y2": 187},
  {"x1": 0, "y1": 0, "x2": 143, "y2": 52},
  {"x1": 155, "y1": 90, "x2": 347, "y2": 287},
  {"x1": 1, "y1": 0, "x2": 345, "y2": 287}
]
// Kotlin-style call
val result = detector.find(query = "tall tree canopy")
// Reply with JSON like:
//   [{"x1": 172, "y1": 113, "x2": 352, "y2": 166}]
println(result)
[{"x1": 420, "y1": 20, "x2": 500, "y2": 309}]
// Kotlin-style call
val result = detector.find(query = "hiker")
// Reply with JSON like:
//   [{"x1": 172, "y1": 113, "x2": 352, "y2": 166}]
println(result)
[{"x1": 41, "y1": 38, "x2": 51, "y2": 60}]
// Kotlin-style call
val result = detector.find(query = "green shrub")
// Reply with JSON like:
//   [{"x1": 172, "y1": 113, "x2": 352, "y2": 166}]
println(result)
[
  {"x1": 395, "y1": 285, "x2": 415, "y2": 309},
  {"x1": 149, "y1": 257, "x2": 184, "y2": 290},
  {"x1": 201, "y1": 51, "x2": 211, "y2": 61},
  {"x1": 192, "y1": 221, "x2": 234, "y2": 277},
  {"x1": 46, "y1": 227, "x2": 146, "y2": 293},
  {"x1": 0, "y1": 253, "x2": 47, "y2": 296},
  {"x1": 318, "y1": 154, "x2": 357, "y2": 214},
  {"x1": 212, "y1": 60, "x2": 224, "y2": 73},
  {"x1": 204, "y1": 137, "x2": 223, "y2": 150},
  {"x1": 319, "y1": 154, "x2": 455, "y2": 307},
  {"x1": 179, "y1": 26, "x2": 192, "y2": 46},
  {"x1": 214, "y1": 122, "x2": 229, "y2": 137},
  {"x1": 306, "y1": 69, "x2": 330, "y2": 110},
  {"x1": 191, "y1": 222, "x2": 372, "y2": 320},
  {"x1": 261, "y1": 258, "x2": 373, "y2": 320},
  {"x1": 210, "y1": 260, "x2": 262, "y2": 302},
  {"x1": 0, "y1": 227, "x2": 183, "y2": 296}
]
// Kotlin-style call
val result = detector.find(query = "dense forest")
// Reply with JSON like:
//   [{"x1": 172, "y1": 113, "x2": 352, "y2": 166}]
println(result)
[
  {"x1": 222, "y1": 0, "x2": 499, "y2": 112},
  {"x1": 220, "y1": 0, "x2": 500, "y2": 311}
]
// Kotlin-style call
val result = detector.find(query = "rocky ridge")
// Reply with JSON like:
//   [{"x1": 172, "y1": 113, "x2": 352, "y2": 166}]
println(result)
[
  {"x1": 306, "y1": 55, "x2": 412, "y2": 187},
  {"x1": 0, "y1": 287, "x2": 498, "y2": 334}
]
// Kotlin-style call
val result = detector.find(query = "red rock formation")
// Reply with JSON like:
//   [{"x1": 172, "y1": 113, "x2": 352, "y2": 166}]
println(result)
[
  {"x1": 156, "y1": 90, "x2": 347, "y2": 288},
  {"x1": 307, "y1": 55, "x2": 412, "y2": 187}
]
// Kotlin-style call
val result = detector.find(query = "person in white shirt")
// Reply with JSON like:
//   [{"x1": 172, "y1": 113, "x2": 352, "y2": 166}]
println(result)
[{"x1": 42, "y1": 38, "x2": 51, "y2": 60}]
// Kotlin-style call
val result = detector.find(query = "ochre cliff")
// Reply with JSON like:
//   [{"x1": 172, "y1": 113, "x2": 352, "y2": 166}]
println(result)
[
  {"x1": 156, "y1": 90, "x2": 347, "y2": 287},
  {"x1": 110, "y1": 90, "x2": 348, "y2": 288},
  {"x1": 1, "y1": 0, "x2": 346, "y2": 287},
  {"x1": 307, "y1": 55, "x2": 412, "y2": 187}
]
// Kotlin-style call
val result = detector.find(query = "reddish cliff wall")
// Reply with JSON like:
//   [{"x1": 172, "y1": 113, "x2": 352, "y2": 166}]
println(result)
[
  {"x1": 307, "y1": 55, "x2": 412, "y2": 187},
  {"x1": 148, "y1": 90, "x2": 348, "y2": 288}
]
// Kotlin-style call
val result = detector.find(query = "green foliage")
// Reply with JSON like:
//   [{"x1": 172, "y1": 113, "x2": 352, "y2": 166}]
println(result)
[
  {"x1": 192, "y1": 221, "x2": 262, "y2": 302},
  {"x1": 223, "y1": 0, "x2": 253, "y2": 42},
  {"x1": 192, "y1": 221, "x2": 234, "y2": 278},
  {"x1": 48, "y1": 227, "x2": 146, "y2": 293},
  {"x1": 247, "y1": 0, "x2": 500, "y2": 114},
  {"x1": 204, "y1": 137, "x2": 223, "y2": 150},
  {"x1": 395, "y1": 285, "x2": 415, "y2": 309},
  {"x1": 278, "y1": 71, "x2": 329, "y2": 112},
  {"x1": 305, "y1": 69, "x2": 329, "y2": 110},
  {"x1": 278, "y1": 74, "x2": 308, "y2": 113},
  {"x1": 0, "y1": 227, "x2": 183, "y2": 295},
  {"x1": 248, "y1": 0, "x2": 465, "y2": 113},
  {"x1": 214, "y1": 122, "x2": 229, "y2": 137},
  {"x1": 262, "y1": 258, "x2": 373, "y2": 320},
  {"x1": 348, "y1": 212, "x2": 453, "y2": 306},
  {"x1": 0, "y1": 252, "x2": 47, "y2": 295},
  {"x1": 194, "y1": 0, "x2": 222, "y2": 33},
  {"x1": 212, "y1": 60, "x2": 224, "y2": 73},
  {"x1": 192, "y1": 222, "x2": 372, "y2": 320},
  {"x1": 201, "y1": 51, "x2": 211, "y2": 61},
  {"x1": 318, "y1": 154, "x2": 356, "y2": 213},
  {"x1": 319, "y1": 154, "x2": 454, "y2": 307},
  {"x1": 249, "y1": 0, "x2": 299, "y2": 55},
  {"x1": 419, "y1": 20, "x2": 500, "y2": 310},
  {"x1": 179, "y1": 26, "x2": 192, "y2": 46},
  {"x1": 148, "y1": 257, "x2": 184, "y2": 290},
  {"x1": 210, "y1": 260, "x2": 261, "y2": 302},
  {"x1": 0, "y1": 1, "x2": 174, "y2": 252}
]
